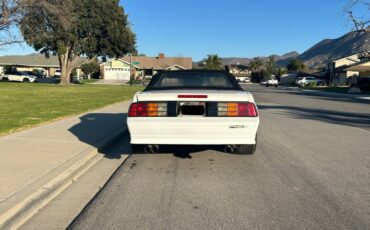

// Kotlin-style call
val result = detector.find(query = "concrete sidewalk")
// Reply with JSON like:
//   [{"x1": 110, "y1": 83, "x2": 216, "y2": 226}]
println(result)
[{"x1": 0, "y1": 100, "x2": 131, "y2": 229}]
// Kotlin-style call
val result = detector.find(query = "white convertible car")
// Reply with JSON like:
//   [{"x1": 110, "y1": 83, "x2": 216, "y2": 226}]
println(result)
[{"x1": 127, "y1": 70, "x2": 260, "y2": 154}]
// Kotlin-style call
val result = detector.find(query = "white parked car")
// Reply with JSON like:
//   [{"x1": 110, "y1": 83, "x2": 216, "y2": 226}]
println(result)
[
  {"x1": 236, "y1": 77, "x2": 250, "y2": 83},
  {"x1": 1, "y1": 71, "x2": 38, "y2": 83},
  {"x1": 54, "y1": 69, "x2": 61, "y2": 77},
  {"x1": 265, "y1": 79, "x2": 278, "y2": 87},
  {"x1": 127, "y1": 70, "x2": 260, "y2": 155},
  {"x1": 296, "y1": 77, "x2": 324, "y2": 87}
]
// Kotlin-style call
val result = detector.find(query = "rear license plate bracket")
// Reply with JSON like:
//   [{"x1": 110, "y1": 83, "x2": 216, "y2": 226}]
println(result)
[{"x1": 179, "y1": 102, "x2": 206, "y2": 116}]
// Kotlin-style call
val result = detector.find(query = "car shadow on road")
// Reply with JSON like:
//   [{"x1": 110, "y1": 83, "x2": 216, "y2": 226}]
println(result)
[
  {"x1": 68, "y1": 113, "x2": 130, "y2": 159},
  {"x1": 132, "y1": 145, "x2": 227, "y2": 159},
  {"x1": 258, "y1": 104, "x2": 370, "y2": 129},
  {"x1": 69, "y1": 112, "x2": 248, "y2": 160}
]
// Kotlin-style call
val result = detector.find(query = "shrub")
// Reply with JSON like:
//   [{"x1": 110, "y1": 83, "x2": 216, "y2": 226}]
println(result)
[
  {"x1": 358, "y1": 78, "x2": 370, "y2": 92},
  {"x1": 307, "y1": 82, "x2": 317, "y2": 88}
]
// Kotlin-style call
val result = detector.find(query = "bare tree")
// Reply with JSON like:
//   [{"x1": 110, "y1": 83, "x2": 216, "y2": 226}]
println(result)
[
  {"x1": 0, "y1": 0, "x2": 24, "y2": 47},
  {"x1": 0, "y1": 0, "x2": 54, "y2": 48},
  {"x1": 345, "y1": 0, "x2": 370, "y2": 32}
]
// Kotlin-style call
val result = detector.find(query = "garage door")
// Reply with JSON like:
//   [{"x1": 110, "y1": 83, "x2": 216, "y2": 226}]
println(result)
[{"x1": 104, "y1": 68, "x2": 130, "y2": 81}]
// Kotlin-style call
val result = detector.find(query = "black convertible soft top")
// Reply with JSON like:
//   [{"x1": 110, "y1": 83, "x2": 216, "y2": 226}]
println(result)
[{"x1": 144, "y1": 70, "x2": 244, "y2": 91}]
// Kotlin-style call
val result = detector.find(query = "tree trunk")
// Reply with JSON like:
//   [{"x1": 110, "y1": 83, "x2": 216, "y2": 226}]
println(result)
[{"x1": 59, "y1": 53, "x2": 73, "y2": 85}]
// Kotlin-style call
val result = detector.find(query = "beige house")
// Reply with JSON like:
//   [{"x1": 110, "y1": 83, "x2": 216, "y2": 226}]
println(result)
[
  {"x1": 100, "y1": 54, "x2": 192, "y2": 81},
  {"x1": 100, "y1": 59, "x2": 137, "y2": 81},
  {"x1": 0, "y1": 54, "x2": 60, "y2": 76},
  {"x1": 228, "y1": 64, "x2": 251, "y2": 75},
  {"x1": 0, "y1": 53, "x2": 84, "y2": 77},
  {"x1": 327, "y1": 52, "x2": 369, "y2": 85},
  {"x1": 345, "y1": 60, "x2": 370, "y2": 77}
]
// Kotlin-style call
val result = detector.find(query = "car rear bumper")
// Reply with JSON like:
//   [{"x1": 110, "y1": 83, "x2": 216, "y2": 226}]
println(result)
[{"x1": 127, "y1": 117, "x2": 259, "y2": 145}]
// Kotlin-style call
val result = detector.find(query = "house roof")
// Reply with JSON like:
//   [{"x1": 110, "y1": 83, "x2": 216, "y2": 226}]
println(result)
[
  {"x1": 0, "y1": 53, "x2": 86, "y2": 68},
  {"x1": 329, "y1": 51, "x2": 369, "y2": 63},
  {"x1": 121, "y1": 55, "x2": 192, "y2": 70},
  {"x1": 100, "y1": 59, "x2": 141, "y2": 69},
  {"x1": 344, "y1": 60, "x2": 370, "y2": 72}
]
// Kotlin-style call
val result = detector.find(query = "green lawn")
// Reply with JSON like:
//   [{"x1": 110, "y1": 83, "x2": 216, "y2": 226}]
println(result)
[
  {"x1": 0, "y1": 82, "x2": 143, "y2": 136},
  {"x1": 79, "y1": 79, "x2": 99, "y2": 84}
]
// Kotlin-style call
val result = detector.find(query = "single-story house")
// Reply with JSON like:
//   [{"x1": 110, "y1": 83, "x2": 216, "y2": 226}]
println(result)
[
  {"x1": 99, "y1": 59, "x2": 138, "y2": 81},
  {"x1": 0, "y1": 53, "x2": 85, "y2": 77},
  {"x1": 100, "y1": 53, "x2": 192, "y2": 81},
  {"x1": 327, "y1": 52, "x2": 369, "y2": 85},
  {"x1": 228, "y1": 64, "x2": 251, "y2": 75},
  {"x1": 344, "y1": 60, "x2": 370, "y2": 85},
  {"x1": 345, "y1": 60, "x2": 370, "y2": 77}
]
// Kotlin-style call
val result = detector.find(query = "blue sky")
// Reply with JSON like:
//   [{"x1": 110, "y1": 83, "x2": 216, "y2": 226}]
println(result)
[{"x1": 0, "y1": 0, "x2": 353, "y2": 61}]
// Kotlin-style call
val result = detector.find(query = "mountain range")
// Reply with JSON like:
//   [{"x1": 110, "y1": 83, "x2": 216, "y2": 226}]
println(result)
[
  {"x1": 195, "y1": 29, "x2": 369, "y2": 69},
  {"x1": 295, "y1": 29, "x2": 369, "y2": 68}
]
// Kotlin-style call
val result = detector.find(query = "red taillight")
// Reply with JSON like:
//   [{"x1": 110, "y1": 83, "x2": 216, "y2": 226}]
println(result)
[
  {"x1": 128, "y1": 102, "x2": 167, "y2": 117},
  {"x1": 178, "y1": 95, "x2": 208, "y2": 99},
  {"x1": 217, "y1": 102, "x2": 258, "y2": 117}
]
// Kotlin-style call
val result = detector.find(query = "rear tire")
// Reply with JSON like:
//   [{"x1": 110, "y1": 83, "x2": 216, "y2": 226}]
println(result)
[
  {"x1": 2, "y1": 77, "x2": 9, "y2": 82},
  {"x1": 23, "y1": 78, "x2": 30, "y2": 83},
  {"x1": 236, "y1": 144, "x2": 257, "y2": 155},
  {"x1": 235, "y1": 134, "x2": 257, "y2": 155}
]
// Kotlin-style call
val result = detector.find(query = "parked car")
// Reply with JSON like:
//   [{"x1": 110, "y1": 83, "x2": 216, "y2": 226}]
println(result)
[
  {"x1": 54, "y1": 69, "x2": 61, "y2": 77},
  {"x1": 127, "y1": 70, "x2": 260, "y2": 155},
  {"x1": 296, "y1": 77, "x2": 324, "y2": 87},
  {"x1": 295, "y1": 77, "x2": 303, "y2": 85},
  {"x1": 266, "y1": 79, "x2": 278, "y2": 87},
  {"x1": 1, "y1": 71, "x2": 38, "y2": 83},
  {"x1": 236, "y1": 77, "x2": 250, "y2": 83}
]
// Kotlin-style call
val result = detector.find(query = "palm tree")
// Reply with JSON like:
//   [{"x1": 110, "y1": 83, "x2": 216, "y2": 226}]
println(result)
[
  {"x1": 248, "y1": 57, "x2": 263, "y2": 73},
  {"x1": 204, "y1": 54, "x2": 223, "y2": 70},
  {"x1": 265, "y1": 56, "x2": 277, "y2": 76}
]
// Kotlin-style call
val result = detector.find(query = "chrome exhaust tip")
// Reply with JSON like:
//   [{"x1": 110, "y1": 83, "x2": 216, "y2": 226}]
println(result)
[
  {"x1": 224, "y1": 145, "x2": 239, "y2": 154},
  {"x1": 144, "y1": 145, "x2": 153, "y2": 153},
  {"x1": 224, "y1": 145, "x2": 234, "y2": 154},
  {"x1": 144, "y1": 145, "x2": 159, "y2": 153},
  {"x1": 152, "y1": 145, "x2": 159, "y2": 153}
]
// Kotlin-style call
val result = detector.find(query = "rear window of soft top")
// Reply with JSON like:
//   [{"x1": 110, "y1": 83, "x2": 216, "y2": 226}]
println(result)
[{"x1": 145, "y1": 71, "x2": 242, "y2": 91}]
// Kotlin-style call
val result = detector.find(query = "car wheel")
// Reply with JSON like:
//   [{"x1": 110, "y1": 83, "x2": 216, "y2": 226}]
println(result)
[
  {"x1": 235, "y1": 134, "x2": 257, "y2": 155},
  {"x1": 235, "y1": 144, "x2": 256, "y2": 155},
  {"x1": 274, "y1": 85, "x2": 278, "y2": 88},
  {"x1": 2, "y1": 77, "x2": 9, "y2": 82},
  {"x1": 23, "y1": 78, "x2": 30, "y2": 83}
]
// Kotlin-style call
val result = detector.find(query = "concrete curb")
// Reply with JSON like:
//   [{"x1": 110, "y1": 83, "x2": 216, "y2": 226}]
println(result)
[{"x1": 0, "y1": 128, "x2": 127, "y2": 230}]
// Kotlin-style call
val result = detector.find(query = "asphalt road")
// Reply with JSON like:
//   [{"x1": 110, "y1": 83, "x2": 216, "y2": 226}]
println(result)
[{"x1": 69, "y1": 85, "x2": 370, "y2": 230}]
